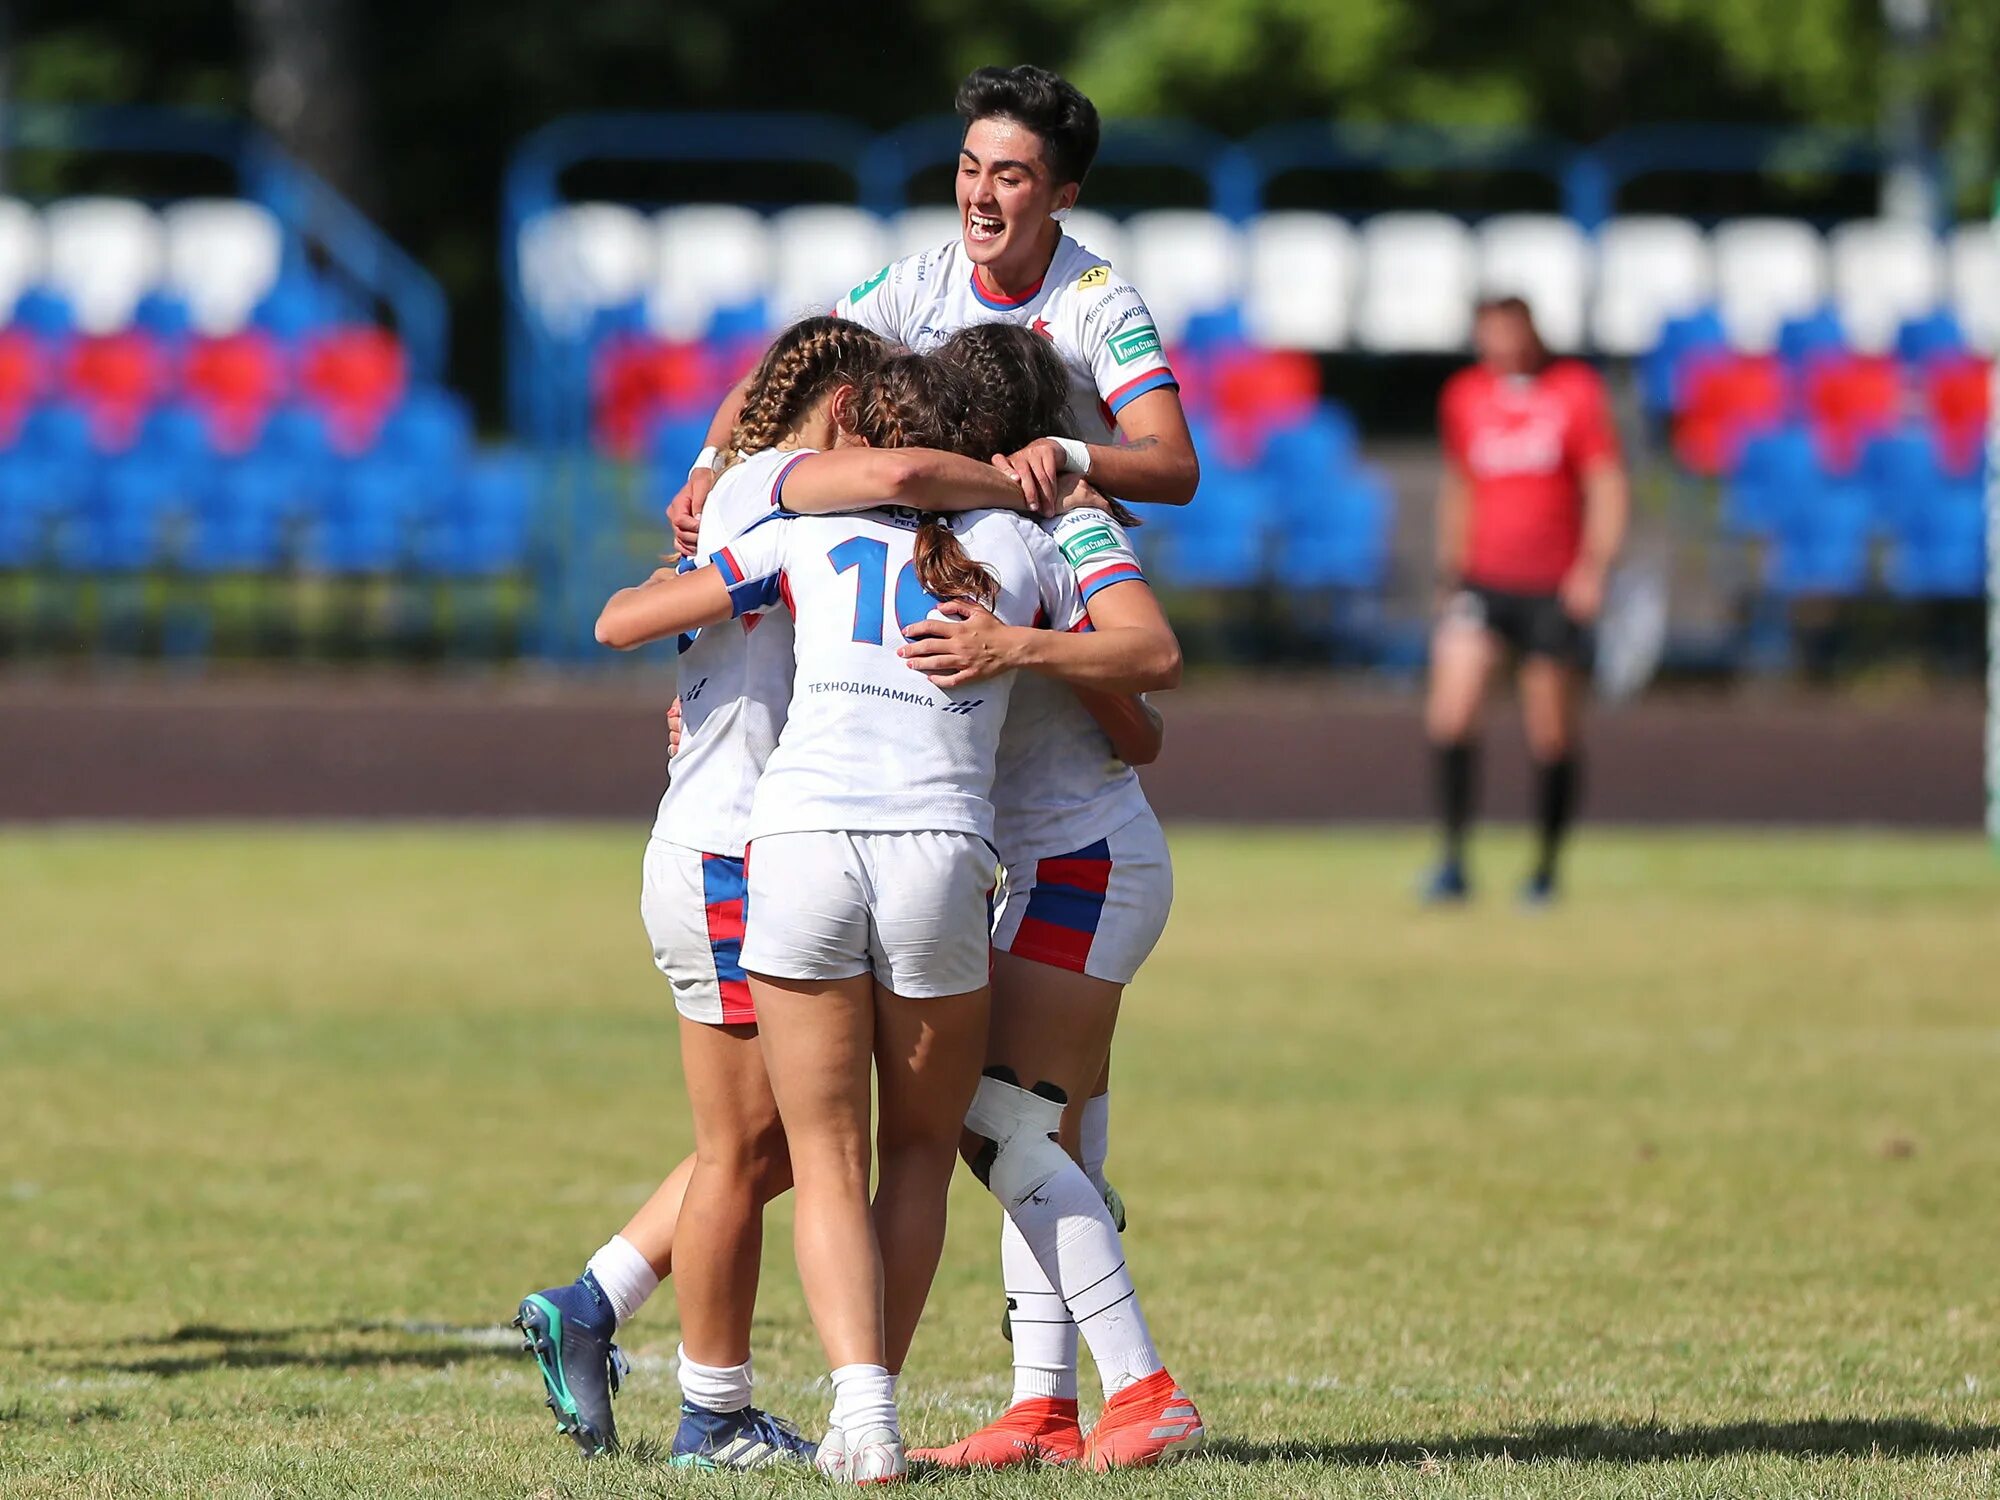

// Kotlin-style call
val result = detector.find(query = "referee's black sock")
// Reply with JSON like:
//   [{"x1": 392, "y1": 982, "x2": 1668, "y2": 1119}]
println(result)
[
  {"x1": 1532, "y1": 754, "x2": 1580, "y2": 884},
  {"x1": 1435, "y1": 740, "x2": 1478, "y2": 868}
]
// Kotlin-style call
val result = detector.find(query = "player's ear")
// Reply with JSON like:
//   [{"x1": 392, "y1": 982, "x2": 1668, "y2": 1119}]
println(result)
[
  {"x1": 1051, "y1": 183, "x2": 1079, "y2": 221},
  {"x1": 829, "y1": 383, "x2": 859, "y2": 437}
]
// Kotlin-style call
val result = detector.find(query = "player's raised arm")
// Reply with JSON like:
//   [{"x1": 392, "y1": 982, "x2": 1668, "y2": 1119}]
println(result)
[
  {"x1": 594, "y1": 565, "x2": 736, "y2": 650},
  {"x1": 1027, "y1": 385, "x2": 1200, "y2": 509},
  {"x1": 774, "y1": 447, "x2": 1032, "y2": 515},
  {"x1": 666, "y1": 371, "x2": 755, "y2": 555}
]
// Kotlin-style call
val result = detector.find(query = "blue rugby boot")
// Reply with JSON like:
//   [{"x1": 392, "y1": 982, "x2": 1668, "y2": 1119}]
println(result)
[
  {"x1": 1519, "y1": 868, "x2": 1559, "y2": 909},
  {"x1": 514, "y1": 1271, "x2": 628, "y2": 1457},
  {"x1": 669, "y1": 1402, "x2": 819, "y2": 1469}
]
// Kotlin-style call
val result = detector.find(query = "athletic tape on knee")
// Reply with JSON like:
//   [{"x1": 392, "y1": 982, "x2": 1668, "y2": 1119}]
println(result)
[{"x1": 964, "y1": 1074, "x2": 1068, "y2": 1209}]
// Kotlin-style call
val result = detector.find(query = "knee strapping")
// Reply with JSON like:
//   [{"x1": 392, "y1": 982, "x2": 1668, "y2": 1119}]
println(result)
[{"x1": 964, "y1": 1070, "x2": 1069, "y2": 1209}]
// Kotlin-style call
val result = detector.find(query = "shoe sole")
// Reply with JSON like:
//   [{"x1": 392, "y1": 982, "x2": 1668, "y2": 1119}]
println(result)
[
  {"x1": 1089, "y1": 1423, "x2": 1205, "y2": 1470},
  {"x1": 513, "y1": 1296, "x2": 613, "y2": 1458}
]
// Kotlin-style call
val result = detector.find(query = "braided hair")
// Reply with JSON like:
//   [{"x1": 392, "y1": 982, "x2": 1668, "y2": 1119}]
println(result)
[
  {"x1": 849, "y1": 354, "x2": 999, "y2": 608},
  {"x1": 723, "y1": 316, "x2": 890, "y2": 463}
]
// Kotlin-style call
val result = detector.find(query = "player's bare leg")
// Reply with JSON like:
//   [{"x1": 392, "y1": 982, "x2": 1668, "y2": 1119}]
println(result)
[
  {"x1": 750, "y1": 971, "x2": 901, "y2": 1481},
  {"x1": 664, "y1": 1016, "x2": 815, "y2": 1469},
  {"x1": 873, "y1": 981, "x2": 991, "y2": 1373},
  {"x1": 1518, "y1": 654, "x2": 1582, "y2": 903},
  {"x1": 614, "y1": 1154, "x2": 695, "y2": 1278},
  {"x1": 1423, "y1": 610, "x2": 1499, "y2": 901}
]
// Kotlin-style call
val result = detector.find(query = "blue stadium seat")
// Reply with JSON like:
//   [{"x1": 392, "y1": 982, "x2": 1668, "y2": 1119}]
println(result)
[
  {"x1": 1764, "y1": 480, "x2": 1872, "y2": 596},
  {"x1": 1895, "y1": 308, "x2": 1966, "y2": 364},
  {"x1": 11, "y1": 287, "x2": 76, "y2": 342},
  {"x1": 71, "y1": 451, "x2": 209, "y2": 571},
  {"x1": 0, "y1": 404, "x2": 95, "y2": 562},
  {"x1": 1259, "y1": 406, "x2": 1360, "y2": 495},
  {"x1": 192, "y1": 456, "x2": 293, "y2": 572},
  {"x1": 138, "y1": 402, "x2": 215, "y2": 466},
  {"x1": 1274, "y1": 469, "x2": 1393, "y2": 589},
  {"x1": 1155, "y1": 471, "x2": 1269, "y2": 587},
  {"x1": 1724, "y1": 425, "x2": 1818, "y2": 538},
  {"x1": 1860, "y1": 427, "x2": 1953, "y2": 535},
  {"x1": 650, "y1": 411, "x2": 713, "y2": 478},
  {"x1": 707, "y1": 299, "x2": 771, "y2": 342},
  {"x1": 251, "y1": 272, "x2": 335, "y2": 341},
  {"x1": 320, "y1": 456, "x2": 423, "y2": 573},
  {"x1": 1180, "y1": 306, "x2": 1248, "y2": 353},
  {"x1": 380, "y1": 386, "x2": 473, "y2": 468},
  {"x1": 1885, "y1": 490, "x2": 1985, "y2": 598},
  {"x1": 1640, "y1": 306, "x2": 1726, "y2": 416},
  {"x1": 428, "y1": 454, "x2": 535, "y2": 576},
  {"x1": 132, "y1": 289, "x2": 194, "y2": 344},
  {"x1": 1775, "y1": 305, "x2": 1846, "y2": 366}
]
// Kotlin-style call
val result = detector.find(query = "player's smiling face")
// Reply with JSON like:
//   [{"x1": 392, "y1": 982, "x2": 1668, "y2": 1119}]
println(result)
[{"x1": 957, "y1": 117, "x2": 1076, "y2": 278}]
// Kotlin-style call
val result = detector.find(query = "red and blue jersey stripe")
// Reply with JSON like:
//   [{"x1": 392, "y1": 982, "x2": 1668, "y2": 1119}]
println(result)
[
  {"x1": 1103, "y1": 368, "x2": 1179, "y2": 416},
  {"x1": 700, "y1": 852, "x2": 756, "y2": 1025},
  {"x1": 1007, "y1": 838, "x2": 1112, "y2": 972}
]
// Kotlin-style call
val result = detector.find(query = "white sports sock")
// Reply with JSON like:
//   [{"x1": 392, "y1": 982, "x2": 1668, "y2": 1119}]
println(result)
[
  {"x1": 677, "y1": 1344, "x2": 753, "y2": 1414},
  {"x1": 584, "y1": 1235, "x2": 660, "y2": 1328},
  {"x1": 1081, "y1": 1092, "x2": 1111, "y2": 1197},
  {"x1": 829, "y1": 1363, "x2": 899, "y2": 1437},
  {"x1": 1001, "y1": 1212, "x2": 1079, "y2": 1404},
  {"x1": 1006, "y1": 1159, "x2": 1163, "y2": 1398}
]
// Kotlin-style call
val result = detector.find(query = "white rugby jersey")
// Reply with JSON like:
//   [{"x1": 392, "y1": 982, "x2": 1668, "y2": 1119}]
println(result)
[
  {"x1": 650, "y1": 446, "x2": 810, "y2": 857},
  {"x1": 992, "y1": 509, "x2": 1157, "y2": 863},
  {"x1": 716, "y1": 506, "x2": 1085, "y2": 843},
  {"x1": 833, "y1": 234, "x2": 1178, "y2": 442}
]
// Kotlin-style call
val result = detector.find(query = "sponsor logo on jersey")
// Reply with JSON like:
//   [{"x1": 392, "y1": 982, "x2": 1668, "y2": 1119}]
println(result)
[
  {"x1": 1107, "y1": 323, "x2": 1160, "y2": 366},
  {"x1": 1060, "y1": 526, "x2": 1120, "y2": 566},
  {"x1": 847, "y1": 266, "x2": 890, "y2": 303},
  {"x1": 1076, "y1": 265, "x2": 1109, "y2": 290}
]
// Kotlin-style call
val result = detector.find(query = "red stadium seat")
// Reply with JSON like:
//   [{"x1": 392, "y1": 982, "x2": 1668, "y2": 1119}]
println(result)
[
  {"x1": 66, "y1": 330, "x2": 173, "y2": 451},
  {"x1": 1672, "y1": 352, "x2": 1789, "y2": 476},
  {"x1": 300, "y1": 326, "x2": 408, "y2": 454},
  {"x1": 592, "y1": 337, "x2": 720, "y2": 459},
  {"x1": 0, "y1": 329, "x2": 47, "y2": 446},
  {"x1": 1925, "y1": 355, "x2": 1991, "y2": 476},
  {"x1": 1801, "y1": 354, "x2": 1902, "y2": 474},
  {"x1": 184, "y1": 331, "x2": 290, "y2": 453},
  {"x1": 1211, "y1": 347, "x2": 1321, "y2": 464}
]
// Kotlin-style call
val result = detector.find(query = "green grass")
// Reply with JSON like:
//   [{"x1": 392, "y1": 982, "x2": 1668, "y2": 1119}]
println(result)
[{"x1": 3, "y1": 824, "x2": 1998, "y2": 1498}]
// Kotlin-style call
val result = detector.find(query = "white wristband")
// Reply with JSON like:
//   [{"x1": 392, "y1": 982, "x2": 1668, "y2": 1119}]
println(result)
[
  {"x1": 688, "y1": 445, "x2": 721, "y2": 480},
  {"x1": 1049, "y1": 436, "x2": 1091, "y2": 475}
]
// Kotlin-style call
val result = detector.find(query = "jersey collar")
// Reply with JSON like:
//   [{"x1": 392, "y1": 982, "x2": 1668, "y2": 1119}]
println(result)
[{"x1": 969, "y1": 262, "x2": 1047, "y2": 311}]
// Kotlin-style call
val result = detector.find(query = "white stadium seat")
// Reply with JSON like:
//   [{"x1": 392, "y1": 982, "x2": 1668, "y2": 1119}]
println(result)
[
  {"x1": 1120, "y1": 211, "x2": 1243, "y2": 344},
  {"x1": 888, "y1": 207, "x2": 963, "y2": 262},
  {"x1": 1946, "y1": 222, "x2": 2000, "y2": 354},
  {"x1": 0, "y1": 198, "x2": 43, "y2": 321},
  {"x1": 1356, "y1": 212, "x2": 1477, "y2": 353},
  {"x1": 162, "y1": 199, "x2": 284, "y2": 335},
  {"x1": 1477, "y1": 214, "x2": 1590, "y2": 353},
  {"x1": 769, "y1": 205, "x2": 887, "y2": 324},
  {"x1": 1710, "y1": 217, "x2": 1826, "y2": 352},
  {"x1": 647, "y1": 205, "x2": 772, "y2": 340},
  {"x1": 43, "y1": 197, "x2": 165, "y2": 334},
  {"x1": 1591, "y1": 215, "x2": 1712, "y2": 356},
  {"x1": 1058, "y1": 209, "x2": 1128, "y2": 276},
  {"x1": 1242, "y1": 211, "x2": 1357, "y2": 351},
  {"x1": 1827, "y1": 219, "x2": 1943, "y2": 353},
  {"x1": 517, "y1": 202, "x2": 654, "y2": 338}
]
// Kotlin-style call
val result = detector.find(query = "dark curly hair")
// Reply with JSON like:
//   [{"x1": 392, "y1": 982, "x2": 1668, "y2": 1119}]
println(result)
[
  {"x1": 955, "y1": 65, "x2": 1101, "y2": 185},
  {"x1": 932, "y1": 322, "x2": 1073, "y2": 459}
]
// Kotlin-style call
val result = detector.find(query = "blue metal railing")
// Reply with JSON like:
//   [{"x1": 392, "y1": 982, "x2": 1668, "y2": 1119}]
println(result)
[{"x1": 3, "y1": 104, "x2": 449, "y2": 382}]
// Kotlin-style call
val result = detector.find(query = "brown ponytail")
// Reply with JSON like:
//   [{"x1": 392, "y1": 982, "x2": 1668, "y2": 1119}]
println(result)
[
  {"x1": 723, "y1": 316, "x2": 890, "y2": 464},
  {"x1": 850, "y1": 354, "x2": 998, "y2": 607}
]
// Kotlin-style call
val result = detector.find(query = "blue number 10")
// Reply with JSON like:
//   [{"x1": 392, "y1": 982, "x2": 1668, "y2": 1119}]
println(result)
[{"x1": 828, "y1": 536, "x2": 943, "y2": 645}]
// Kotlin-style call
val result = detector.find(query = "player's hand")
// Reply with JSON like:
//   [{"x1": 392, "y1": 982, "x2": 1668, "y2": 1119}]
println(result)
[
  {"x1": 898, "y1": 600, "x2": 1022, "y2": 688},
  {"x1": 1559, "y1": 564, "x2": 1606, "y2": 624},
  {"x1": 666, "y1": 697, "x2": 683, "y2": 759},
  {"x1": 1002, "y1": 437, "x2": 1068, "y2": 515},
  {"x1": 667, "y1": 467, "x2": 717, "y2": 558}
]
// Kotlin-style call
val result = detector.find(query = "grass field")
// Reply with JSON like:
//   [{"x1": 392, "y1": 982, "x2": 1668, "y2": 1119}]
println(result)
[{"x1": 3, "y1": 824, "x2": 1998, "y2": 1499}]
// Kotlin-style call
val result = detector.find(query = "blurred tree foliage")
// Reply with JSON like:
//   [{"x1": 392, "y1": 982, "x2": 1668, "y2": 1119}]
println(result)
[{"x1": 10, "y1": 0, "x2": 1995, "y2": 416}]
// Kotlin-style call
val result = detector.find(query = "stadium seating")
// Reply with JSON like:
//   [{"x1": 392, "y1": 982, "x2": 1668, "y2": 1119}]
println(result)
[
  {"x1": 0, "y1": 194, "x2": 526, "y2": 655},
  {"x1": 769, "y1": 205, "x2": 886, "y2": 325},
  {"x1": 1827, "y1": 220, "x2": 1943, "y2": 354},
  {"x1": 1477, "y1": 214, "x2": 1590, "y2": 354},
  {"x1": 1710, "y1": 218, "x2": 1827, "y2": 352},
  {"x1": 1591, "y1": 215, "x2": 1712, "y2": 358},
  {"x1": 1122, "y1": 211, "x2": 1244, "y2": 345},
  {"x1": 1242, "y1": 212, "x2": 1357, "y2": 351},
  {"x1": 1355, "y1": 213, "x2": 1477, "y2": 353}
]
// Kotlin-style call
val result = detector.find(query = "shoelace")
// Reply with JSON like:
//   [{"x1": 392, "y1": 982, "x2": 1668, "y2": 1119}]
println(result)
[
  {"x1": 605, "y1": 1344, "x2": 630, "y2": 1396},
  {"x1": 743, "y1": 1408, "x2": 809, "y2": 1453}
]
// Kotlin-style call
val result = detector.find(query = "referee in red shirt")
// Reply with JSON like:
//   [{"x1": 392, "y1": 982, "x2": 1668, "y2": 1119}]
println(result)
[{"x1": 1423, "y1": 296, "x2": 1628, "y2": 905}]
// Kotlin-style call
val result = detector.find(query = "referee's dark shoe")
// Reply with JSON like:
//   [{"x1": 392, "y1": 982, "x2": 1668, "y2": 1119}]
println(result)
[
  {"x1": 1519, "y1": 869, "x2": 1559, "y2": 908},
  {"x1": 1420, "y1": 859, "x2": 1471, "y2": 905}
]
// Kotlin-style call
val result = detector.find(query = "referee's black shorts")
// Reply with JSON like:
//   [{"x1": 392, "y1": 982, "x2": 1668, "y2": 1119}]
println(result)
[{"x1": 1443, "y1": 582, "x2": 1590, "y2": 669}]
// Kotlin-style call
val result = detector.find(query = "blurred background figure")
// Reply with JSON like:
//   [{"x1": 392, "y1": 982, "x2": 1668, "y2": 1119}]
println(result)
[{"x1": 1423, "y1": 297, "x2": 1627, "y2": 906}]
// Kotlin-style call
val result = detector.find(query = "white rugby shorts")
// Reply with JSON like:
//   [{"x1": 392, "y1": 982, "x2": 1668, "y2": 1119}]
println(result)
[
  {"x1": 992, "y1": 810, "x2": 1173, "y2": 986},
  {"x1": 639, "y1": 836, "x2": 757, "y2": 1026},
  {"x1": 740, "y1": 829, "x2": 999, "y2": 999}
]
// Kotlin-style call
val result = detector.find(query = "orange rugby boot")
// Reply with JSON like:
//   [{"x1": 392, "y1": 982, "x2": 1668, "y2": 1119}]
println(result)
[
  {"x1": 908, "y1": 1396, "x2": 1083, "y2": 1469},
  {"x1": 1081, "y1": 1368, "x2": 1204, "y2": 1470}
]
